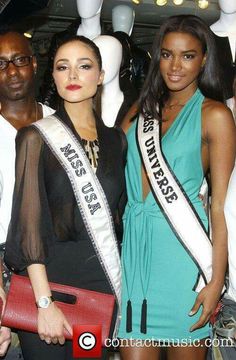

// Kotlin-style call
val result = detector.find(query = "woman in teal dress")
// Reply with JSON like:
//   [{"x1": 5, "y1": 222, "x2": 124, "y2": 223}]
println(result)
[{"x1": 118, "y1": 15, "x2": 236, "y2": 360}]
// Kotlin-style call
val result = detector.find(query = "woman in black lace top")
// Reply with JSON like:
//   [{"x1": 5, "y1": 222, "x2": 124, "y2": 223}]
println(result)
[{"x1": 5, "y1": 35, "x2": 127, "y2": 360}]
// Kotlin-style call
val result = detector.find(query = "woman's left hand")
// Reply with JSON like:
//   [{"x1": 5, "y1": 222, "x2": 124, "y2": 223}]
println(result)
[{"x1": 189, "y1": 281, "x2": 222, "y2": 332}]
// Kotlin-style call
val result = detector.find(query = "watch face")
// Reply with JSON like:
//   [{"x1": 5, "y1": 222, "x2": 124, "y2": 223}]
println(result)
[{"x1": 38, "y1": 296, "x2": 50, "y2": 308}]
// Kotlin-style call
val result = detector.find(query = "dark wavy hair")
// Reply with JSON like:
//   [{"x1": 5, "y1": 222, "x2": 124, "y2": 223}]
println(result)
[
  {"x1": 139, "y1": 15, "x2": 224, "y2": 121},
  {"x1": 40, "y1": 34, "x2": 102, "y2": 110}
]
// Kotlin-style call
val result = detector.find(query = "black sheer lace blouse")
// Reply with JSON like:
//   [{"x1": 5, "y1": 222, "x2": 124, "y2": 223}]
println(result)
[{"x1": 5, "y1": 105, "x2": 127, "y2": 289}]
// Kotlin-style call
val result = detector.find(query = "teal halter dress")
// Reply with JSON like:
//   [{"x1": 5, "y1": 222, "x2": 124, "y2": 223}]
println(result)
[{"x1": 118, "y1": 89, "x2": 210, "y2": 342}]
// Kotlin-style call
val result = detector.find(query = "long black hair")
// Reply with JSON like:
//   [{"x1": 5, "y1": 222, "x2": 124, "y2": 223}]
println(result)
[
  {"x1": 40, "y1": 34, "x2": 102, "y2": 110},
  {"x1": 139, "y1": 15, "x2": 224, "y2": 121}
]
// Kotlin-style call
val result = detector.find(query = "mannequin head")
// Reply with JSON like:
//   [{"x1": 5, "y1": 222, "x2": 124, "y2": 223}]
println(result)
[
  {"x1": 76, "y1": 0, "x2": 103, "y2": 19},
  {"x1": 93, "y1": 35, "x2": 122, "y2": 84},
  {"x1": 218, "y1": 0, "x2": 236, "y2": 14},
  {"x1": 112, "y1": 5, "x2": 135, "y2": 36}
]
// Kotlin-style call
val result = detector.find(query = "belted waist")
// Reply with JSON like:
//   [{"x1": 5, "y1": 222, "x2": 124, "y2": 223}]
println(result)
[
  {"x1": 123, "y1": 201, "x2": 162, "y2": 219},
  {"x1": 123, "y1": 197, "x2": 206, "y2": 221}
]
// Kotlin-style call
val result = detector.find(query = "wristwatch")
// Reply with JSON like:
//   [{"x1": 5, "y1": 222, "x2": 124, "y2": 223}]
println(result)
[{"x1": 36, "y1": 295, "x2": 54, "y2": 309}]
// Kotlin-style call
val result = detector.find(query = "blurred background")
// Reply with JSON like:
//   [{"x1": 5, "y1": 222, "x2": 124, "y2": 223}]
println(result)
[{"x1": 0, "y1": 0, "x2": 221, "y2": 96}]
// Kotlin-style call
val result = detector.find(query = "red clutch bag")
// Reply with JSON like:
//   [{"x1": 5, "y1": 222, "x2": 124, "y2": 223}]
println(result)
[{"x1": 1, "y1": 274, "x2": 115, "y2": 345}]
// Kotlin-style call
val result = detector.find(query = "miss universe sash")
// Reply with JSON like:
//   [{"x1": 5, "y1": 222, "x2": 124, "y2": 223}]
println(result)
[
  {"x1": 33, "y1": 115, "x2": 121, "y2": 327},
  {"x1": 137, "y1": 115, "x2": 212, "y2": 293}
]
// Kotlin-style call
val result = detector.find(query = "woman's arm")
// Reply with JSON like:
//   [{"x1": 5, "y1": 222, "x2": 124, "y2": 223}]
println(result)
[
  {"x1": 5, "y1": 127, "x2": 72, "y2": 344},
  {"x1": 190, "y1": 101, "x2": 236, "y2": 331},
  {"x1": 5, "y1": 127, "x2": 54, "y2": 271}
]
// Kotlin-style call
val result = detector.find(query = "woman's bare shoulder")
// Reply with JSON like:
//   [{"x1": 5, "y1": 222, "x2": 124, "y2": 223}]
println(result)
[
  {"x1": 203, "y1": 98, "x2": 233, "y2": 122},
  {"x1": 202, "y1": 98, "x2": 236, "y2": 139}
]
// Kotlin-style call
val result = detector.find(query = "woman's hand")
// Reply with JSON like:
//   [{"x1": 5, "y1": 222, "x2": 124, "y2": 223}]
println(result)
[
  {"x1": 27, "y1": 264, "x2": 72, "y2": 345},
  {"x1": 189, "y1": 281, "x2": 222, "y2": 332},
  {"x1": 0, "y1": 326, "x2": 11, "y2": 357},
  {"x1": 0, "y1": 286, "x2": 11, "y2": 356},
  {"x1": 38, "y1": 302, "x2": 72, "y2": 345}
]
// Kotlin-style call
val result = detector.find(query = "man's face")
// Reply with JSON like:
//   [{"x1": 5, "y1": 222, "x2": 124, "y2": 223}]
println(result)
[{"x1": 0, "y1": 32, "x2": 37, "y2": 102}]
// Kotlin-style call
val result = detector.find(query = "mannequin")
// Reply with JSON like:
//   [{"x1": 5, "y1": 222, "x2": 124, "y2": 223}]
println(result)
[
  {"x1": 76, "y1": 0, "x2": 103, "y2": 40},
  {"x1": 93, "y1": 35, "x2": 124, "y2": 127},
  {"x1": 111, "y1": 4, "x2": 151, "y2": 96},
  {"x1": 210, "y1": 0, "x2": 236, "y2": 106},
  {"x1": 112, "y1": 5, "x2": 135, "y2": 36}
]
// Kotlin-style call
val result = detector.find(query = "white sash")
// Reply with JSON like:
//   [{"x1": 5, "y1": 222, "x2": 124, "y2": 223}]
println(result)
[
  {"x1": 33, "y1": 115, "x2": 121, "y2": 308},
  {"x1": 137, "y1": 115, "x2": 212, "y2": 292}
]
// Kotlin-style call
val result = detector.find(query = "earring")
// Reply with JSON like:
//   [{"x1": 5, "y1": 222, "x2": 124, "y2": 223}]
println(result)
[{"x1": 201, "y1": 57, "x2": 206, "y2": 68}]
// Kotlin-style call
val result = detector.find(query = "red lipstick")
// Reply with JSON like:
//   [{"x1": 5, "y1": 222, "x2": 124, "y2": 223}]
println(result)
[{"x1": 66, "y1": 84, "x2": 82, "y2": 91}]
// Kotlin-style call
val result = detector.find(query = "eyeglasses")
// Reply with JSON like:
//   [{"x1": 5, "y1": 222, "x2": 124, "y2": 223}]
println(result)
[{"x1": 0, "y1": 55, "x2": 34, "y2": 71}]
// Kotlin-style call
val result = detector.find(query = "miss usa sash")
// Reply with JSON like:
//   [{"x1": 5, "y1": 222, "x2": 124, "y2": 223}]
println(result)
[
  {"x1": 33, "y1": 115, "x2": 121, "y2": 325},
  {"x1": 137, "y1": 115, "x2": 212, "y2": 293}
]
